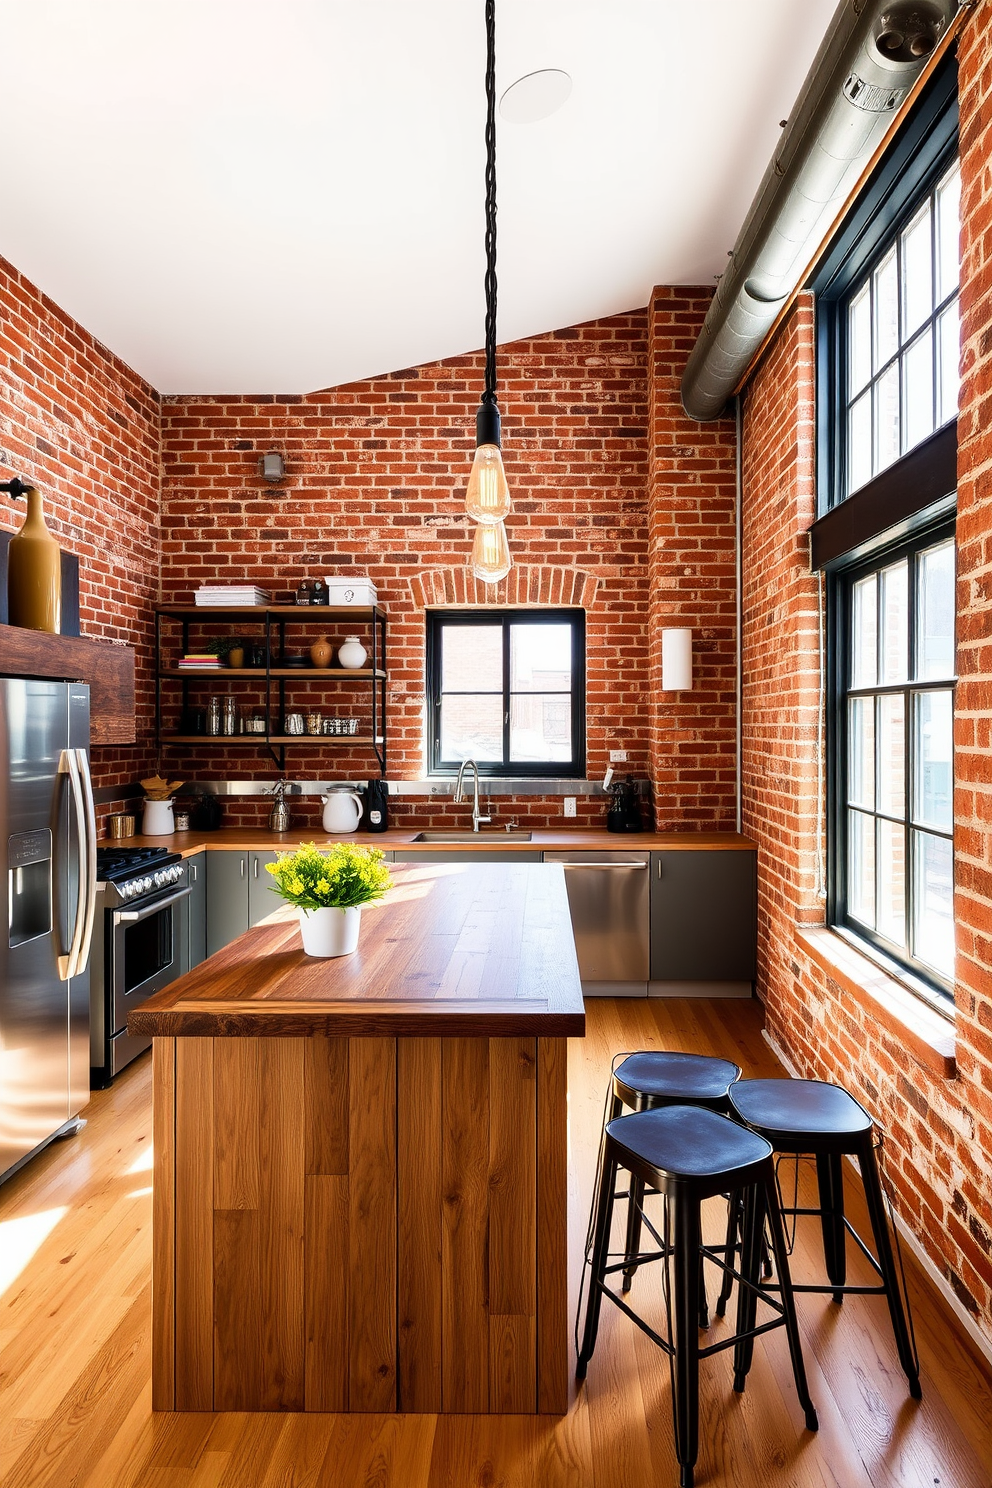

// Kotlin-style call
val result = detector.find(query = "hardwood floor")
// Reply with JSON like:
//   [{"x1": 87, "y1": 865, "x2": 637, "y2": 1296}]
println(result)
[{"x1": 1, "y1": 998, "x2": 990, "y2": 1487}]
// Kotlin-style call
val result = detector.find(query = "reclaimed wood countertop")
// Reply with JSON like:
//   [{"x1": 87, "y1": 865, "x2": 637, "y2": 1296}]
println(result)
[
  {"x1": 112, "y1": 825, "x2": 758, "y2": 855},
  {"x1": 129, "y1": 860, "x2": 585, "y2": 1040}
]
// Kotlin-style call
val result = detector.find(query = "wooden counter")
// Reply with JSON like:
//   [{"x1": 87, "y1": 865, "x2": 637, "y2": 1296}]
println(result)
[
  {"x1": 136, "y1": 862, "x2": 584, "y2": 1416},
  {"x1": 117, "y1": 825, "x2": 758, "y2": 855}
]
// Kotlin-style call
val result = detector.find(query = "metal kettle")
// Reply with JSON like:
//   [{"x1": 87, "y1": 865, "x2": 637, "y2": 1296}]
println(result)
[{"x1": 268, "y1": 780, "x2": 290, "y2": 833}]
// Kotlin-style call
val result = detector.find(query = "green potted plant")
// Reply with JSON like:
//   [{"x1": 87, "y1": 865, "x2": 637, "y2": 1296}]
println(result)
[
  {"x1": 265, "y1": 841, "x2": 391, "y2": 957},
  {"x1": 205, "y1": 636, "x2": 246, "y2": 668}
]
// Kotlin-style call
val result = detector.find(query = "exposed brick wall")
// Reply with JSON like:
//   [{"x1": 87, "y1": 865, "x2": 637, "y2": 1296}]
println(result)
[
  {"x1": 647, "y1": 288, "x2": 738, "y2": 827},
  {"x1": 740, "y1": 1, "x2": 992, "y2": 1348},
  {"x1": 159, "y1": 314, "x2": 653, "y2": 829},
  {"x1": 0, "y1": 255, "x2": 160, "y2": 798}
]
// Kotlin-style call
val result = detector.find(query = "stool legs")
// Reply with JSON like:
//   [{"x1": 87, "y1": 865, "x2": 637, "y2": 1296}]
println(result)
[
  {"x1": 815, "y1": 1152, "x2": 847, "y2": 1303},
  {"x1": 576, "y1": 1147, "x2": 618, "y2": 1378},
  {"x1": 857, "y1": 1137, "x2": 922, "y2": 1397},
  {"x1": 672, "y1": 1189, "x2": 702, "y2": 1488}
]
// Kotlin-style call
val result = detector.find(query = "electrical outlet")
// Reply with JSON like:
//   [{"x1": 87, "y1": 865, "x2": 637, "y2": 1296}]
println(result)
[
  {"x1": 563, "y1": 796, "x2": 577, "y2": 818},
  {"x1": 609, "y1": 750, "x2": 627, "y2": 763}
]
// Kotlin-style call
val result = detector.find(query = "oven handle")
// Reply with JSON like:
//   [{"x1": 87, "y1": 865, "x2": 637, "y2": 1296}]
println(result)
[
  {"x1": 57, "y1": 749, "x2": 87, "y2": 980},
  {"x1": 75, "y1": 747, "x2": 98, "y2": 976},
  {"x1": 114, "y1": 882, "x2": 192, "y2": 924}
]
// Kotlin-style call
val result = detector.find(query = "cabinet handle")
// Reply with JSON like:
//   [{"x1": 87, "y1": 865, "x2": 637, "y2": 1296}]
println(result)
[
  {"x1": 657, "y1": 859, "x2": 662, "y2": 879},
  {"x1": 253, "y1": 858, "x2": 259, "y2": 878},
  {"x1": 241, "y1": 857, "x2": 246, "y2": 878},
  {"x1": 191, "y1": 862, "x2": 197, "y2": 882}
]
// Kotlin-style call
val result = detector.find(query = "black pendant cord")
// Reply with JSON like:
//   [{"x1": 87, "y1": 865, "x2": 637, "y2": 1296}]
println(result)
[{"x1": 482, "y1": 0, "x2": 498, "y2": 408}]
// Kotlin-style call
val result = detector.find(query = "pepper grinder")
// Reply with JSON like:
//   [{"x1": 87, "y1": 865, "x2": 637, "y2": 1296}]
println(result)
[{"x1": 268, "y1": 779, "x2": 290, "y2": 833}]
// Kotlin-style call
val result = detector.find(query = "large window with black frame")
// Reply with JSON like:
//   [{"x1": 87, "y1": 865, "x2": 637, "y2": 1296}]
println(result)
[
  {"x1": 426, "y1": 609, "x2": 585, "y2": 777},
  {"x1": 838, "y1": 530, "x2": 954, "y2": 992}
]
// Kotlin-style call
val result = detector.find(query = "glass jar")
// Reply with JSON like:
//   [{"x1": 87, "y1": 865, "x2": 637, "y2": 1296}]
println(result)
[
  {"x1": 206, "y1": 697, "x2": 222, "y2": 736},
  {"x1": 221, "y1": 697, "x2": 238, "y2": 736}
]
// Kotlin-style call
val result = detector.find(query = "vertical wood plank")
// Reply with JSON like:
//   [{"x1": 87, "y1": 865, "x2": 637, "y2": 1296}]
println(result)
[
  {"x1": 305, "y1": 1036, "x2": 350, "y2": 1175},
  {"x1": 536, "y1": 1036, "x2": 569, "y2": 1414},
  {"x1": 304, "y1": 1174, "x2": 350, "y2": 1409},
  {"x1": 175, "y1": 1036, "x2": 214, "y2": 1410},
  {"x1": 488, "y1": 1037, "x2": 537, "y2": 1411},
  {"x1": 213, "y1": 1039, "x2": 260, "y2": 1209},
  {"x1": 441, "y1": 1037, "x2": 490, "y2": 1413},
  {"x1": 213, "y1": 1208, "x2": 262, "y2": 1409},
  {"x1": 151, "y1": 1037, "x2": 176, "y2": 1411},
  {"x1": 397, "y1": 1037, "x2": 442, "y2": 1412},
  {"x1": 348, "y1": 1038, "x2": 397, "y2": 1411},
  {"x1": 257, "y1": 1038, "x2": 306, "y2": 1409}
]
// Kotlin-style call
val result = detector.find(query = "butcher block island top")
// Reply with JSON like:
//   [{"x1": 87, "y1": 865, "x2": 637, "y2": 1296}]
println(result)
[
  {"x1": 131, "y1": 860, "x2": 585, "y2": 1039},
  {"x1": 141, "y1": 861, "x2": 582, "y2": 1417}
]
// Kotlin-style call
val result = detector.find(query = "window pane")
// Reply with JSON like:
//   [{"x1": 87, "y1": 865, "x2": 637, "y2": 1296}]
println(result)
[
  {"x1": 441, "y1": 626, "x2": 501, "y2": 692},
  {"x1": 874, "y1": 362, "x2": 900, "y2": 475},
  {"x1": 848, "y1": 697, "x2": 875, "y2": 808},
  {"x1": 937, "y1": 302, "x2": 959, "y2": 425},
  {"x1": 848, "y1": 810, "x2": 876, "y2": 928},
  {"x1": 439, "y1": 695, "x2": 503, "y2": 762},
  {"x1": 916, "y1": 539, "x2": 955, "y2": 680},
  {"x1": 880, "y1": 559, "x2": 908, "y2": 683},
  {"x1": 913, "y1": 690, "x2": 953, "y2": 830},
  {"x1": 902, "y1": 326, "x2": 933, "y2": 452},
  {"x1": 901, "y1": 201, "x2": 933, "y2": 338},
  {"x1": 936, "y1": 159, "x2": 960, "y2": 302},
  {"x1": 849, "y1": 285, "x2": 871, "y2": 395},
  {"x1": 873, "y1": 248, "x2": 898, "y2": 370},
  {"x1": 878, "y1": 693, "x2": 905, "y2": 817},
  {"x1": 913, "y1": 830, "x2": 954, "y2": 979},
  {"x1": 509, "y1": 694, "x2": 572, "y2": 762},
  {"x1": 848, "y1": 390, "x2": 872, "y2": 493},
  {"x1": 852, "y1": 574, "x2": 878, "y2": 688},
  {"x1": 878, "y1": 819, "x2": 906, "y2": 944},
  {"x1": 510, "y1": 623, "x2": 572, "y2": 692}
]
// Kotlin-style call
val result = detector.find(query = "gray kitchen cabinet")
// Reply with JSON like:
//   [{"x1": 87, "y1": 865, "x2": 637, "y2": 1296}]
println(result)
[
  {"x1": 649, "y1": 851, "x2": 756, "y2": 983},
  {"x1": 187, "y1": 851, "x2": 207, "y2": 969},
  {"x1": 206, "y1": 850, "x2": 250, "y2": 956},
  {"x1": 249, "y1": 850, "x2": 279, "y2": 925}
]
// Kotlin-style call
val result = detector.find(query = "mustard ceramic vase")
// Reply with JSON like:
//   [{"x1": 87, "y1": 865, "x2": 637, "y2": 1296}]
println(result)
[{"x1": 8, "y1": 485, "x2": 62, "y2": 633}]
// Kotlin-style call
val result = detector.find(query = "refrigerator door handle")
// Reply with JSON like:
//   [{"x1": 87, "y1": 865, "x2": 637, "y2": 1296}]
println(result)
[
  {"x1": 75, "y1": 747, "x2": 98, "y2": 976},
  {"x1": 57, "y1": 749, "x2": 88, "y2": 981}
]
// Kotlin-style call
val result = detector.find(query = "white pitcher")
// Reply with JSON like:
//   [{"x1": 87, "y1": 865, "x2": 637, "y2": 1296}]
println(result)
[{"x1": 321, "y1": 789, "x2": 363, "y2": 834}]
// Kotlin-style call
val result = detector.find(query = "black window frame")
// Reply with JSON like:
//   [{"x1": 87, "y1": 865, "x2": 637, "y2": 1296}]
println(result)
[{"x1": 426, "y1": 608, "x2": 586, "y2": 778}]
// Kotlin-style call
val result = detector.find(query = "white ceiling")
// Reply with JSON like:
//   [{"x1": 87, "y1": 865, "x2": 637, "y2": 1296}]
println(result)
[{"x1": 0, "y1": 0, "x2": 839, "y2": 395}]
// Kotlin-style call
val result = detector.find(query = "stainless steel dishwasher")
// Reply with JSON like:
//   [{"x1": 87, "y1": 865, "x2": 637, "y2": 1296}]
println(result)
[{"x1": 543, "y1": 851, "x2": 650, "y2": 995}]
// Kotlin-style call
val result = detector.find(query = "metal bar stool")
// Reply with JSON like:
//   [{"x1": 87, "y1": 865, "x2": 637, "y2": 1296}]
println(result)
[
  {"x1": 608, "y1": 1052, "x2": 741, "y2": 1304},
  {"x1": 576, "y1": 1105, "x2": 817, "y2": 1488},
  {"x1": 725, "y1": 1076, "x2": 922, "y2": 1397}
]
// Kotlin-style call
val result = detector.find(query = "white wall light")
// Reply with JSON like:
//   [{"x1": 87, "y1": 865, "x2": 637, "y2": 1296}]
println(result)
[{"x1": 662, "y1": 628, "x2": 693, "y2": 691}]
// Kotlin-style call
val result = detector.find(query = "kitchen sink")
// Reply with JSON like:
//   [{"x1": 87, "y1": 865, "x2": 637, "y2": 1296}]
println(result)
[{"x1": 411, "y1": 830, "x2": 534, "y2": 843}]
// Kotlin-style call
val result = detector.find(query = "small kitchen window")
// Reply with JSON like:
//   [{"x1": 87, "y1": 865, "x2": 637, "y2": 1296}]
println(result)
[{"x1": 426, "y1": 609, "x2": 585, "y2": 777}]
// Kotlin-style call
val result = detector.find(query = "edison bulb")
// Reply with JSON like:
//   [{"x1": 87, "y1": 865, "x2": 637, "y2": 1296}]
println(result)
[
  {"x1": 465, "y1": 443, "x2": 511, "y2": 524},
  {"x1": 471, "y1": 519, "x2": 512, "y2": 583}
]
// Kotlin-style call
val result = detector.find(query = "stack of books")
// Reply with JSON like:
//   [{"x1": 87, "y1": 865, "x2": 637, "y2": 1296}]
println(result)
[
  {"x1": 194, "y1": 585, "x2": 271, "y2": 606},
  {"x1": 177, "y1": 653, "x2": 222, "y2": 670}
]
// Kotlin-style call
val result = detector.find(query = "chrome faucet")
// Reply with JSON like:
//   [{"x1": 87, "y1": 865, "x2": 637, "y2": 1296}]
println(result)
[{"x1": 454, "y1": 759, "x2": 490, "y2": 832}]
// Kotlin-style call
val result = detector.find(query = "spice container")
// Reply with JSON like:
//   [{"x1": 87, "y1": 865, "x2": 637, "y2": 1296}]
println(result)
[
  {"x1": 284, "y1": 712, "x2": 305, "y2": 735},
  {"x1": 306, "y1": 711, "x2": 323, "y2": 736}
]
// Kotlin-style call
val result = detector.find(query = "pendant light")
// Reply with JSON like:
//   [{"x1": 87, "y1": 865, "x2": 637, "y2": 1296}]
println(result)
[{"x1": 467, "y1": 0, "x2": 512, "y2": 582}]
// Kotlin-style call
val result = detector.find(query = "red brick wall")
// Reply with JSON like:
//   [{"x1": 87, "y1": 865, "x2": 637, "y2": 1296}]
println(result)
[
  {"x1": 648, "y1": 288, "x2": 738, "y2": 827},
  {"x1": 0, "y1": 255, "x2": 160, "y2": 798},
  {"x1": 740, "y1": 3, "x2": 992, "y2": 1347},
  {"x1": 159, "y1": 314, "x2": 653, "y2": 830}
]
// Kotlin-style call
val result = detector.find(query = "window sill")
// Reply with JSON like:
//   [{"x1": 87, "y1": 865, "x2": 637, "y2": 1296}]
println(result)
[{"x1": 794, "y1": 926, "x2": 956, "y2": 1079}]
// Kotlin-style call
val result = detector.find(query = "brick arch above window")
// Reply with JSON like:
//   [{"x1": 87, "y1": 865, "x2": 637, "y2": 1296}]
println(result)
[{"x1": 410, "y1": 565, "x2": 599, "y2": 610}]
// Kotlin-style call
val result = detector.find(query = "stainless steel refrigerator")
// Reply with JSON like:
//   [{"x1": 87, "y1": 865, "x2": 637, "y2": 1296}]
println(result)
[{"x1": 0, "y1": 679, "x2": 96, "y2": 1185}]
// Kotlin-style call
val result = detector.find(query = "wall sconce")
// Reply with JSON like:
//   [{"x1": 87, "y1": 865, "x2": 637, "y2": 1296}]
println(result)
[
  {"x1": 662, "y1": 628, "x2": 693, "y2": 691},
  {"x1": 259, "y1": 450, "x2": 285, "y2": 483}
]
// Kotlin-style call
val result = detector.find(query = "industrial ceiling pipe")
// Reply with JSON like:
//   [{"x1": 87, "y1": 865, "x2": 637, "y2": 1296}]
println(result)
[{"x1": 681, "y1": 0, "x2": 958, "y2": 423}]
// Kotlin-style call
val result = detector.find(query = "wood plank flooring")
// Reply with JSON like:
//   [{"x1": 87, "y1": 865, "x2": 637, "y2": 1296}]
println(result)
[{"x1": 2, "y1": 998, "x2": 990, "y2": 1487}]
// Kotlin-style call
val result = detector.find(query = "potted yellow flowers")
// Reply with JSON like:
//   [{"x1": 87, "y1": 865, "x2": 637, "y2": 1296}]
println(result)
[{"x1": 265, "y1": 841, "x2": 391, "y2": 957}]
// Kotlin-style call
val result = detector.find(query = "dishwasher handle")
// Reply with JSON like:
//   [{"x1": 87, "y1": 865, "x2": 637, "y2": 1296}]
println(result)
[{"x1": 556, "y1": 862, "x2": 648, "y2": 870}]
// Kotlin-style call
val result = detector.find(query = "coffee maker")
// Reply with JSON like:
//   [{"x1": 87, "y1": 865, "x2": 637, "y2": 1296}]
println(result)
[{"x1": 606, "y1": 775, "x2": 643, "y2": 833}]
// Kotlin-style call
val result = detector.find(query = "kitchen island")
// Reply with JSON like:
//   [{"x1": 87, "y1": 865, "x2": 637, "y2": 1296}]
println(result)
[{"x1": 130, "y1": 860, "x2": 584, "y2": 1415}]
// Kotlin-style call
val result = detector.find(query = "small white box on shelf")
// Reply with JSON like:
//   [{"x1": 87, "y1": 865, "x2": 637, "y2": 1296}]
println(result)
[{"x1": 323, "y1": 576, "x2": 378, "y2": 606}]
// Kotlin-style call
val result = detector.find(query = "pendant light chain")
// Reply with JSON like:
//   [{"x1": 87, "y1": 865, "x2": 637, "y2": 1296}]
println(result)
[{"x1": 482, "y1": 0, "x2": 498, "y2": 407}]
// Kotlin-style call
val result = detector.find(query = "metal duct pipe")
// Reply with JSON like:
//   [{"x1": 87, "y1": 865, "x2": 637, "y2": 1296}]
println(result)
[{"x1": 681, "y1": 0, "x2": 957, "y2": 423}]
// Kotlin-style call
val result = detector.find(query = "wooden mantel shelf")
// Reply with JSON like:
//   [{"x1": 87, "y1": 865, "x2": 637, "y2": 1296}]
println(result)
[{"x1": 0, "y1": 624, "x2": 135, "y2": 744}]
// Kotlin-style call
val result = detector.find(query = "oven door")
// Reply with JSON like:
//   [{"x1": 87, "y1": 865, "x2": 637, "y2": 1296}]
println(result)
[{"x1": 109, "y1": 880, "x2": 191, "y2": 1073}]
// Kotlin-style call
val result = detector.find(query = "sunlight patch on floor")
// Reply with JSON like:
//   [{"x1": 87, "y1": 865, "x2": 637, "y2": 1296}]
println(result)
[{"x1": 0, "y1": 1206, "x2": 67, "y2": 1296}]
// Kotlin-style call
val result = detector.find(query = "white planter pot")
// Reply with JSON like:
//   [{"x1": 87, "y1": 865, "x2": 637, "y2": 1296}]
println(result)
[
  {"x1": 142, "y1": 798, "x2": 175, "y2": 836},
  {"x1": 299, "y1": 904, "x2": 362, "y2": 957}
]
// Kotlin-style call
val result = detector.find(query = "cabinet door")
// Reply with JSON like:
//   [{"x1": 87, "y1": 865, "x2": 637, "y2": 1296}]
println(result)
[
  {"x1": 249, "y1": 851, "x2": 279, "y2": 926},
  {"x1": 187, "y1": 852, "x2": 207, "y2": 969},
  {"x1": 206, "y1": 851, "x2": 249, "y2": 956},
  {"x1": 650, "y1": 851, "x2": 756, "y2": 982}
]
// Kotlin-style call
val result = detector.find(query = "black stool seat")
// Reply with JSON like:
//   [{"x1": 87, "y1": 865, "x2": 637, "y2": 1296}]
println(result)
[
  {"x1": 614, "y1": 1051, "x2": 742, "y2": 1110},
  {"x1": 727, "y1": 1075, "x2": 921, "y2": 1399},
  {"x1": 609, "y1": 1105, "x2": 771, "y2": 1184},
  {"x1": 730, "y1": 1078, "x2": 872, "y2": 1142}
]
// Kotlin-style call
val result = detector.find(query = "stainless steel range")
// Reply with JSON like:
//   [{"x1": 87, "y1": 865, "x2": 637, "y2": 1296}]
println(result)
[{"x1": 90, "y1": 846, "x2": 190, "y2": 1087}]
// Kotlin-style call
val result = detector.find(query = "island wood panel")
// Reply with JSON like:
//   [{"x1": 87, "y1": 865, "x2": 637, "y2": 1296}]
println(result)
[
  {"x1": 151, "y1": 1038, "x2": 176, "y2": 1411},
  {"x1": 347, "y1": 1038, "x2": 397, "y2": 1412},
  {"x1": 488, "y1": 1037, "x2": 537, "y2": 1413},
  {"x1": 397, "y1": 1037, "x2": 443, "y2": 1412},
  {"x1": 174, "y1": 1037, "x2": 214, "y2": 1411},
  {"x1": 536, "y1": 1035, "x2": 569, "y2": 1413}
]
